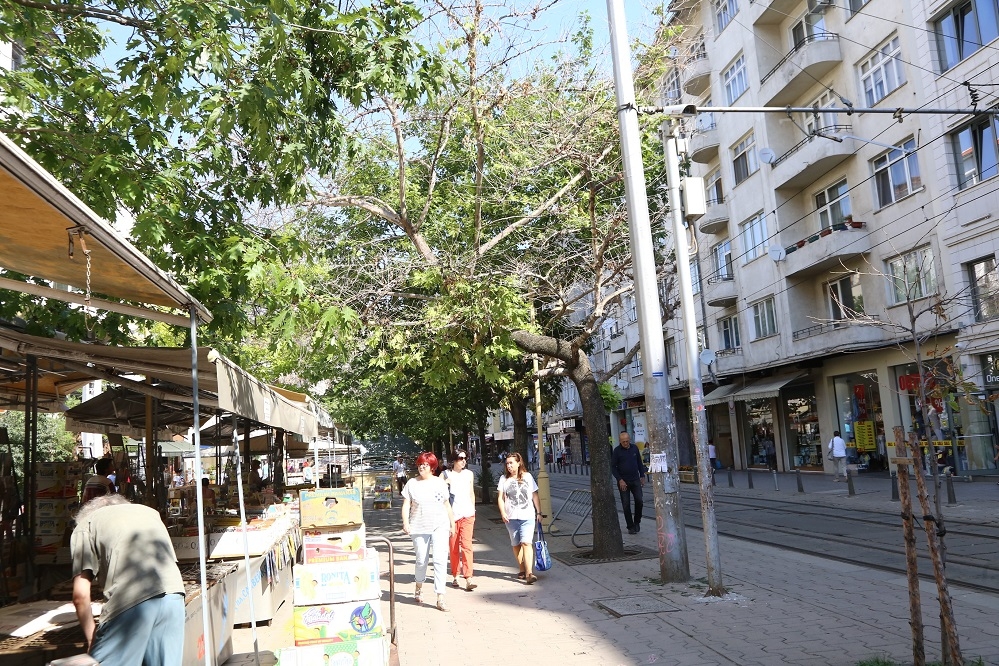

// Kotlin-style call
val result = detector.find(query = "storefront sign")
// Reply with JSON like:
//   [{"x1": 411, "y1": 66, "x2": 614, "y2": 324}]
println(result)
[
  {"x1": 854, "y1": 420, "x2": 876, "y2": 452},
  {"x1": 853, "y1": 384, "x2": 868, "y2": 420}
]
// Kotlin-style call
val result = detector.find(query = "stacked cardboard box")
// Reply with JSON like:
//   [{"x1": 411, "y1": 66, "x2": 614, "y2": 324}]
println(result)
[
  {"x1": 34, "y1": 462, "x2": 83, "y2": 564},
  {"x1": 279, "y1": 487, "x2": 388, "y2": 666},
  {"x1": 371, "y1": 475, "x2": 393, "y2": 510}
]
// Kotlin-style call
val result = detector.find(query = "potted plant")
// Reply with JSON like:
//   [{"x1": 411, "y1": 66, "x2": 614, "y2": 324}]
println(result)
[
  {"x1": 785, "y1": 244, "x2": 797, "y2": 254},
  {"x1": 795, "y1": 239, "x2": 807, "y2": 248},
  {"x1": 820, "y1": 227, "x2": 832, "y2": 237},
  {"x1": 807, "y1": 233, "x2": 820, "y2": 243},
  {"x1": 832, "y1": 221, "x2": 847, "y2": 232},
  {"x1": 848, "y1": 219, "x2": 864, "y2": 229},
  {"x1": 678, "y1": 466, "x2": 697, "y2": 483}
]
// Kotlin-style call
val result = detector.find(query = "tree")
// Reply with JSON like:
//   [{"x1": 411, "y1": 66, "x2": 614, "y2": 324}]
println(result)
[
  {"x1": 0, "y1": 0, "x2": 446, "y2": 351},
  {"x1": 272, "y1": 2, "x2": 677, "y2": 557}
]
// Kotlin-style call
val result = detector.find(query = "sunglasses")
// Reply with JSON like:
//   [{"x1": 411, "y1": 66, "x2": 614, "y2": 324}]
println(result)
[{"x1": 457, "y1": 455, "x2": 467, "y2": 460}]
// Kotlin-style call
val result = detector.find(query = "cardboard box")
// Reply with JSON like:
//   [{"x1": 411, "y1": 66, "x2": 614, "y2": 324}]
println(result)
[
  {"x1": 300, "y1": 488, "x2": 363, "y2": 528},
  {"x1": 292, "y1": 600, "x2": 384, "y2": 646},
  {"x1": 301, "y1": 526, "x2": 365, "y2": 564},
  {"x1": 276, "y1": 636, "x2": 388, "y2": 666},
  {"x1": 293, "y1": 550, "x2": 380, "y2": 606}
]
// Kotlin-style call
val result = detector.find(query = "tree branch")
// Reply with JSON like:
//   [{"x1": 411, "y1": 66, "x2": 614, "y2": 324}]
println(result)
[{"x1": 6, "y1": 0, "x2": 154, "y2": 29}]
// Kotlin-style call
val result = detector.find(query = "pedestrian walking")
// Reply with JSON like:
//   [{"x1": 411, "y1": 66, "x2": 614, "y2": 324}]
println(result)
[
  {"x1": 401, "y1": 452, "x2": 455, "y2": 612},
  {"x1": 71, "y1": 494, "x2": 186, "y2": 665},
  {"x1": 828, "y1": 430, "x2": 848, "y2": 481},
  {"x1": 611, "y1": 432, "x2": 646, "y2": 534},
  {"x1": 303, "y1": 459, "x2": 314, "y2": 485},
  {"x1": 497, "y1": 452, "x2": 542, "y2": 584},
  {"x1": 444, "y1": 450, "x2": 477, "y2": 591},
  {"x1": 393, "y1": 454, "x2": 408, "y2": 493},
  {"x1": 708, "y1": 440, "x2": 718, "y2": 470},
  {"x1": 762, "y1": 434, "x2": 777, "y2": 471}
]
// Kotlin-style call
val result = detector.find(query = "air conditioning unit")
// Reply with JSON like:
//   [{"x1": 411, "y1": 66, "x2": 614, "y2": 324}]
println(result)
[{"x1": 806, "y1": 0, "x2": 833, "y2": 14}]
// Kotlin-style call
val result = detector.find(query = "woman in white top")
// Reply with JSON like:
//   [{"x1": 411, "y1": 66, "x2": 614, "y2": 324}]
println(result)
[
  {"x1": 402, "y1": 452, "x2": 455, "y2": 611},
  {"x1": 497, "y1": 452, "x2": 542, "y2": 584},
  {"x1": 444, "y1": 450, "x2": 477, "y2": 590}
]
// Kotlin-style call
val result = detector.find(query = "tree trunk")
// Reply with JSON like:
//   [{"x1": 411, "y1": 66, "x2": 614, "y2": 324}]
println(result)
[
  {"x1": 476, "y1": 414, "x2": 491, "y2": 505},
  {"x1": 895, "y1": 426, "x2": 925, "y2": 666},
  {"x1": 509, "y1": 394, "x2": 530, "y2": 465}
]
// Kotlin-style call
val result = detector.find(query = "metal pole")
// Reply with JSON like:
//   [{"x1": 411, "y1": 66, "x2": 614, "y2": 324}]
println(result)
[
  {"x1": 796, "y1": 469, "x2": 804, "y2": 493},
  {"x1": 532, "y1": 306, "x2": 553, "y2": 530},
  {"x1": 847, "y1": 469, "x2": 856, "y2": 496},
  {"x1": 606, "y1": 0, "x2": 688, "y2": 582},
  {"x1": 771, "y1": 470, "x2": 779, "y2": 492},
  {"x1": 664, "y1": 120, "x2": 724, "y2": 594},
  {"x1": 188, "y1": 307, "x2": 213, "y2": 666},
  {"x1": 747, "y1": 468, "x2": 754, "y2": 489}
]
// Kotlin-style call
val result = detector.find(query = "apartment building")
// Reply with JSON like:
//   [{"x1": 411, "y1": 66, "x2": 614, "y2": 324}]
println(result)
[{"x1": 632, "y1": 0, "x2": 999, "y2": 477}]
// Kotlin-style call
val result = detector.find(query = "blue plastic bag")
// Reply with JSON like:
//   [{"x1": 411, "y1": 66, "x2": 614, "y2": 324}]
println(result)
[{"x1": 534, "y1": 520, "x2": 553, "y2": 572}]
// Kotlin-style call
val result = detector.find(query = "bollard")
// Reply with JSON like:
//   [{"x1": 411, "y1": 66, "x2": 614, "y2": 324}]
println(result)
[
  {"x1": 796, "y1": 469, "x2": 804, "y2": 494},
  {"x1": 711, "y1": 468, "x2": 716, "y2": 486},
  {"x1": 772, "y1": 470, "x2": 779, "y2": 491},
  {"x1": 846, "y1": 469, "x2": 856, "y2": 496},
  {"x1": 727, "y1": 468, "x2": 734, "y2": 488},
  {"x1": 890, "y1": 472, "x2": 899, "y2": 502},
  {"x1": 946, "y1": 472, "x2": 957, "y2": 505},
  {"x1": 747, "y1": 468, "x2": 754, "y2": 489}
]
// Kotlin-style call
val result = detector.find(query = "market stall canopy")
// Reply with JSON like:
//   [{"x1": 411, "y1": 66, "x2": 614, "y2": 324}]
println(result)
[
  {"x1": 0, "y1": 132, "x2": 211, "y2": 326},
  {"x1": 0, "y1": 328, "x2": 318, "y2": 439},
  {"x1": 63, "y1": 386, "x2": 212, "y2": 440},
  {"x1": 702, "y1": 383, "x2": 744, "y2": 406},
  {"x1": 731, "y1": 373, "x2": 806, "y2": 402},
  {"x1": 0, "y1": 352, "x2": 94, "y2": 412}
]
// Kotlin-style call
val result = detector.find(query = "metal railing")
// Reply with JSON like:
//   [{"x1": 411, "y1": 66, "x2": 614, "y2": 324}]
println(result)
[
  {"x1": 771, "y1": 124, "x2": 852, "y2": 167},
  {"x1": 792, "y1": 315, "x2": 879, "y2": 341},
  {"x1": 761, "y1": 32, "x2": 839, "y2": 84}
]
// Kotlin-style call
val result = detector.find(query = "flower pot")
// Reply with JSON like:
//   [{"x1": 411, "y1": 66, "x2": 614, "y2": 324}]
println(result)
[
  {"x1": 832, "y1": 222, "x2": 847, "y2": 232},
  {"x1": 807, "y1": 234, "x2": 820, "y2": 243},
  {"x1": 784, "y1": 244, "x2": 797, "y2": 254},
  {"x1": 848, "y1": 220, "x2": 863, "y2": 229},
  {"x1": 795, "y1": 239, "x2": 807, "y2": 248},
  {"x1": 820, "y1": 228, "x2": 832, "y2": 237}
]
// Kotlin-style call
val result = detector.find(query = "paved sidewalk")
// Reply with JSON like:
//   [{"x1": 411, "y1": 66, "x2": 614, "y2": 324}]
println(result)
[{"x1": 229, "y1": 473, "x2": 999, "y2": 666}]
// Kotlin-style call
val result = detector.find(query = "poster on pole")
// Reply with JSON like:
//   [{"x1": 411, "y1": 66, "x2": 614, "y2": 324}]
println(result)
[{"x1": 648, "y1": 453, "x2": 669, "y2": 474}]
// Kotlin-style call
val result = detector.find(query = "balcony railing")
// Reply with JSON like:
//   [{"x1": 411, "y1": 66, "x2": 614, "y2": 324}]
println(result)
[
  {"x1": 761, "y1": 32, "x2": 839, "y2": 84},
  {"x1": 793, "y1": 315, "x2": 880, "y2": 341},
  {"x1": 771, "y1": 125, "x2": 852, "y2": 167},
  {"x1": 716, "y1": 346, "x2": 743, "y2": 356},
  {"x1": 783, "y1": 218, "x2": 865, "y2": 255}
]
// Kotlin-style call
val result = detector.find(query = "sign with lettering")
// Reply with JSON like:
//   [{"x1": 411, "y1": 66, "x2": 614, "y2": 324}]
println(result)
[{"x1": 648, "y1": 453, "x2": 669, "y2": 474}]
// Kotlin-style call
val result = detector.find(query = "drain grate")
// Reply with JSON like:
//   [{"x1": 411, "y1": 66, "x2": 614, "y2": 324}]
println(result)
[
  {"x1": 595, "y1": 595, "x2": 679, "y2": 617},
  {"x1": 550, "y1": 544, "x2": 660, "y2": 566}
]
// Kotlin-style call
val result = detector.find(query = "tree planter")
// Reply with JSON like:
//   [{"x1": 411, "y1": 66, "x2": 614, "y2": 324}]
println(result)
[{"x1": 679, "y1": 470, "x2": 697, "y2": 483}]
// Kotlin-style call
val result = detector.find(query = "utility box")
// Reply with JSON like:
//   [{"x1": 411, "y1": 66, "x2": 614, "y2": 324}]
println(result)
[{"x1": 682, "y1": 176, "x2": 706, "y2": 220}]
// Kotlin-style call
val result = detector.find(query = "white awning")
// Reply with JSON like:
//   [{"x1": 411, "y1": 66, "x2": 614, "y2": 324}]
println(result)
[
  {"x1": 732, "y1": 373, "x2": 805, "y2": 402},
  {"x1": 703, "y1": 383, "x2": 743, "y2": 406}
]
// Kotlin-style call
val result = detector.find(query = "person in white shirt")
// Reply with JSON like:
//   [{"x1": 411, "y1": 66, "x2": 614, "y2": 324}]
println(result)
[
  {"x1": 828, "y1": 430, "x2": 848, "y2": 481},
  {"x1": 393, "y1": 455, "x2": 408, "y2": 493},
  {"x1": 444, "y1": 450, "x2": 477, "y2": 591}
]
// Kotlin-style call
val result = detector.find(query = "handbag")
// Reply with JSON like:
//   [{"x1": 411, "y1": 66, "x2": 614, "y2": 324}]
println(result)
[{"x1": 534, "y1": 519, "x2": 553, "y2": 572}]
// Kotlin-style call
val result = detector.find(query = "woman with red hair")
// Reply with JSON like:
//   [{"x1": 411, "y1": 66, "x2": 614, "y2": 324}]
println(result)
[{"x1": 401, "y1": 452, "x2": 455, "y2": 611}]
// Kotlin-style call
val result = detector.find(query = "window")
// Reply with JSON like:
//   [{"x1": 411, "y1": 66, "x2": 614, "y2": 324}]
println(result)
[
  {"x1": 952, "y1": 116, "x2": 999, "y2": 188},
  {"x1": 790, "y1": 12, "x2": 826, "y2": 48},
  {"x1": 803, "y1": 90, "x2": 840, "y2": 134},
  {"x1": 664, "y1": 68, "x2": 681, "y2": 101},
  {"x1": 850, "y1": 0, "x2": 871, "y2": 12},
  {"x1": 740, "y1": 212, "x2": 767, "y2": 262},
  {"x1": 705, "y1": 168, "x2": 723, "y2": 205},
  {"x1": 752, "y1": 298, "x2": 778, "y2": 338},
  {"x1": 624, "y1": 294, "x2": 637, "y2": 322},
  {"x1": 719, "y1": 316, "x2": 741, "y2": 350},
  {"x1": 713, "y1": 240, "x2": 733, "y2": 279},
  {"x1": 665, "y1": 338, "x2": 678, "y2": 367},
  {"x1": 714, "y1": 0, "x2": 738, "y2": 33},
  {"x1": 691, "y1": 258, "x2": 702, "y2": 294},
  {"x1": 861, "y1": 36, "x2": 906, "y2": 106},
  {"x1": 888, "y1": 247, "x2": 937, "y2": 303},
  {"x1": 873, "y1": 138, "x2": 920, "y2": 208},
  {"x1": 937, "y1": 0, "x2": 999, "y2": 71},
  {"x1": 732, "y1": 132, "x2": 758, "y2": 185},
  {"x1": 968, "y1": 256, "x2": 999, "y2": 321},
  {"x1": 630, "y1": 350, "x2": 643, "y2": 376},
  {"x1": 815, "y1": 179, "x2": 852, "y2": 229},
  {"x1": 723, "y1": 55, "x2": 748, "y2": 104},
  {"x1": 827, "y1": 273, "x2": 864, "y2": 320}
]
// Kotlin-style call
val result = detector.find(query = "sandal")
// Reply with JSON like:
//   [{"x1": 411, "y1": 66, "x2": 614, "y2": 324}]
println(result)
[
  {"x1": 517, "y1": 572, "x2": 526, "y2": 580},
  {"x1": 450, "y1": 579, "x2": 461, "y2": 589},
  {"x1": 525, "y1": 573, "x2": 538, "y2": 585},
  {"x1": 436, "y1": 595, "x2": 449, "y2": 612},
  {"x1": 414, "y1": 584, "x2": 423, "y2": 604},
  {"x1": 465, "y1": 578, "x2": 477, "y2": 591}
]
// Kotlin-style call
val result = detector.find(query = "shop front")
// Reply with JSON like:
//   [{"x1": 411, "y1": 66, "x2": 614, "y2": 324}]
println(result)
[
  {"x1": 732, "y1": 373, "x2": 814, "y2": 471},
  {"x1": 783, "y1": 386, "x2": 822, "y2": 470},
  {"x1": 830, "y1": 370, "x2": 887, "y2": 472}
]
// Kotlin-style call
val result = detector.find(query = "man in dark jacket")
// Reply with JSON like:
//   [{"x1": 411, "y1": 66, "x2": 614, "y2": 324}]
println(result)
[{"x1": 611, "y1": 431, "x2": 647, "y2": 534}]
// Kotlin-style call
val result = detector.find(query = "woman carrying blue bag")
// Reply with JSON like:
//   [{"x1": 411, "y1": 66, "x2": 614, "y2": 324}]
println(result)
[{"x1": 497, "y1": 452, "x2": 544, "y2": 584}]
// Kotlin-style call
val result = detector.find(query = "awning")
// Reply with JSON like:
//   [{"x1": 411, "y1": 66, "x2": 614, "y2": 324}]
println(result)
[
  {"x1": 0, "y1": 132, "x2": 211, "y2": 325},
  {"x1": 731, "y1": 373, "x2": 806, "y2": 402},
  {"x1": 0, "y1": 328, "x2": 317, "y2": 438},
  {"x1": 702, "y1": 383, "x2": 743, "y2": 406}
]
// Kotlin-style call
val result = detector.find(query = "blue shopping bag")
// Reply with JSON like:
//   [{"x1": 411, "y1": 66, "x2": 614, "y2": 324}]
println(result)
[{"x1": 534, "y1": 519, "x2": 553, "y2": 571}]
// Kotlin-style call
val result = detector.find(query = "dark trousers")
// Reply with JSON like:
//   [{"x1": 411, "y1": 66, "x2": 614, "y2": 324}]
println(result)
[
  {"x1": 618, "y1": 480, "x2": 643, "y2": 528},
  {"x1": 396, "y1": 476, "x2": 406, "y2": 493}
]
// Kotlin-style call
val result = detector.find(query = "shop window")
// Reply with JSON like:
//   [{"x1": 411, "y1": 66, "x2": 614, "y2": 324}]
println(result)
[
  {"x1": 751, "y1": 297, "x2": 777, "y2": 339},
  {"x1": 887, "y1": 246, "x2": 937, "y2": 304},
  {"x1": 832, "y1": 370, "x2": 886, "y2": 470},
  {"x1": 785, "y1": 388, "x2": 821, "y2": 469},
  {"x1": 968, "y1": 256, "x2": 999, "y2": 321}
]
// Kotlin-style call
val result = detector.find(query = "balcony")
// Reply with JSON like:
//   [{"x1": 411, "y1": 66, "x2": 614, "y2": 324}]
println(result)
[
  {"x1": 759, "y1": 33, "x2": 841, "y2": 105},
  {"x1": 769, "y1": 124, "x2": 853, "y2": 190},
  {"x1": 752, "y1": 0, "x2": 805, "y2": 24},
  {"x1": 791, "y1": 317, "x2": 887, "y2": 356},
  {"x1": 682, "y1": 55, "x2": 711, "y2": 96},
  {"x1": 688, "y1": 124, "x2": 719, "y2": 164},
  {"x1": 705, "y1": 274, "x2": 738, "y2": 308},
  {"x1": 714, "y1": 346, "x2": 744, "y2": 374},
  {"x1": 781, "y1": 219, "x2": 872, "y2": 276},
  {"x1": 609, "y1": 330, "x2": 626, "y2": 354},
  {"x1": 699, "y1": 198, "x2": 729, "y2": 235}
]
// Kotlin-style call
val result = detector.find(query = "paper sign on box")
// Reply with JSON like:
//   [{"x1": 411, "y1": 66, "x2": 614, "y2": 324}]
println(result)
[
  {"x1": 293, "y1": 600, "x2": 383, "y2": 646},
  {"x1": 301, "y1": 526, "x2": 365, "y2": 564},
  {"x1": 294, "y1": 550, "x2": 380, "y2": 605},
  {"x1": 299, "y1": 488, "x2": 363, "y2": 528},
  {"x1": 276, "y1": 636, "x2": 388, "y2": 666}
]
